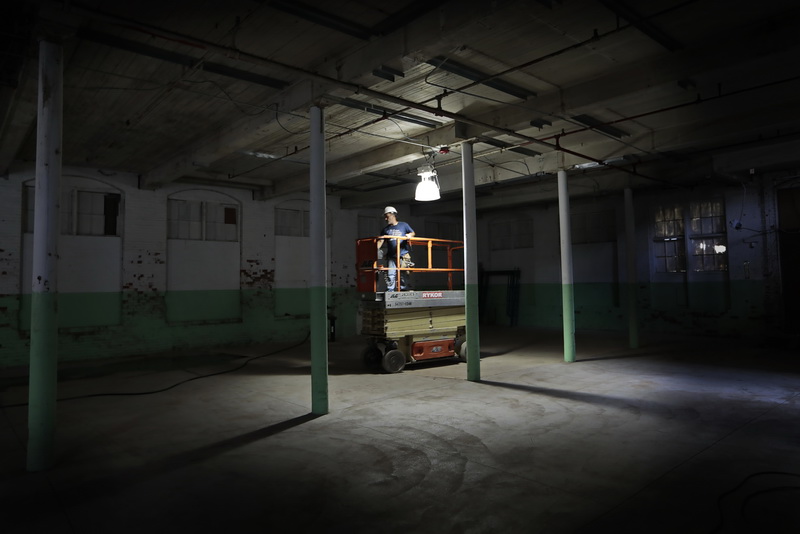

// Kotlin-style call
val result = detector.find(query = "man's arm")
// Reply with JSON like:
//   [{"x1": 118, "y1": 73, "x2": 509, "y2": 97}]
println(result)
[{"x1": 377, "y1": 236, "x2": 387, "y2": 261}]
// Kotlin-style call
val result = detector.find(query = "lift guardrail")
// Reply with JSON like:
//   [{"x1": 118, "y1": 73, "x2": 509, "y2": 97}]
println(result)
[{"x1": 356, "y1": 236, "x2": 465, "y2": 292}]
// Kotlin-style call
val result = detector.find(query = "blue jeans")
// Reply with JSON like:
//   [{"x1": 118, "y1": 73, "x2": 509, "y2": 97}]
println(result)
[{"x1": 386, "y1": 254, "x2": 412, "y2": 291}]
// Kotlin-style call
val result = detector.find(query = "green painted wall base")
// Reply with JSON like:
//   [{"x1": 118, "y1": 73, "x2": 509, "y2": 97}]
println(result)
[
  {"x1": 482, "y1": 280, "x2": 773, "y2": 338},
  {"x1": 0, "y1": 279, "x2": 779, "y2": 368},
  {"x1": 0, "y1": 287, "x2": 360, "y2": 367}
]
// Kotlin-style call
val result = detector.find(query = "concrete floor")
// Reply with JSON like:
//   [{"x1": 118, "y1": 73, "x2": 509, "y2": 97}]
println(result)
[{"x1": 1, "y1": 327, "x2": 799, "y2": 534}]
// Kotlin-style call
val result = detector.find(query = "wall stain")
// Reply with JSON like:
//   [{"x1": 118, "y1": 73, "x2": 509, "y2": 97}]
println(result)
[{"x1": 240, "y1": 259, "x2": 274, "y2": 289}]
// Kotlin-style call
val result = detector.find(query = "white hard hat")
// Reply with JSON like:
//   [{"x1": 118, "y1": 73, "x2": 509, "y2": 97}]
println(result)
[{"x1": 384, "y1": 206, "x2": 397, "y2": 214}]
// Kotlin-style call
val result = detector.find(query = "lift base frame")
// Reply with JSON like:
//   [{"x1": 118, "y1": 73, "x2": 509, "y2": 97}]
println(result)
[{"x1": 360, "y1": 290, "x2": 466, "y2": 373}]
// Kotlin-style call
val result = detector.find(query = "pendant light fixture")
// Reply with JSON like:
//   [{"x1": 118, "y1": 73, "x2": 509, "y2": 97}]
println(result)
[{"x1": 415, "y1": 163, "x2": 440, "y2": 201}]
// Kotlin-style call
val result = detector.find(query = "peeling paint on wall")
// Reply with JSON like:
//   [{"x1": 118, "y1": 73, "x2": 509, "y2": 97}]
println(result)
[{"x1": 240, "y1": 259, "x2": 274, "y2": 289}]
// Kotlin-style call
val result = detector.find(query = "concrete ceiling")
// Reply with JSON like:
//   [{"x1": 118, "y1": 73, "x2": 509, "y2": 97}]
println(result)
[{"x1": 3, "y1": 0, "x2": 800, "y2": 214}]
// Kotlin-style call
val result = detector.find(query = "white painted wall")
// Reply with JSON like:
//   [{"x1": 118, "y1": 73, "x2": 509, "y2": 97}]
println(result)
[
  {"x1": 167, "y1": 240, "x2": 240, "y2": 291},
  {"x1": 0, "y1": 161, "x2": 783, "y2": 363},
  {"x1": 1, "y1": 167, "x2": 364, "y2": 299},
  {"x1": 0, "y1": 175, "x2": 24, "y2": 295},
  {"x1": 21, "y1": 235, "x2": 122, "y2": 293}
]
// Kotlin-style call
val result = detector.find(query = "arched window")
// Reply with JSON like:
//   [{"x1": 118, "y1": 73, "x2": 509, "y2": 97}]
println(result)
[
  {"x1": 166, "y1": 190, "x2": 242, "y2": 323},
  {"x1": 20, "y1": 176, "x2": 124, "y2": 329},
  {"x1": 168, "y1": 190, "x2": 239, "y2": 242}
]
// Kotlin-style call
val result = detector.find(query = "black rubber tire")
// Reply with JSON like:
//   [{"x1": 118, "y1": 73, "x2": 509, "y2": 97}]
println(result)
[
  {"x1": 381, "y1": 349, "x2": 406, "y2": 373},
  {"x1": 454, "y1": 335, "x2": 466, "y2": 362},
  {"x1": 362, "y1": 345, "x2": 382, "y2": 367}
]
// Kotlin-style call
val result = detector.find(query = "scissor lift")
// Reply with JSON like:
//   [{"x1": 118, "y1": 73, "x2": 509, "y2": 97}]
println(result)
[{"x1": 356, "y1": 236, "x2": 466, "y2": 373}]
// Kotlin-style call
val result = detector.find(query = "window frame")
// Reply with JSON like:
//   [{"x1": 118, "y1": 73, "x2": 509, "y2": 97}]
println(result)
[
  {"x1": 167, "y1": 199, "x2": 239, "y2": 242},
  {"x1": 651, "y1": 199, "x2": 728, "y2": 275},
  {"x1": 275, "y1": 206, "x2": 331, "y2": 238},
  {"x1": 23, "y1": 185, "x2": 122, "y2": 237}
]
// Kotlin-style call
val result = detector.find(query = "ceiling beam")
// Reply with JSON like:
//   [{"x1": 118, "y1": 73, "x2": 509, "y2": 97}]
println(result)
[
  {"x1": 713, "y1": 137, "x2": 800, "y2": 176},
  {"x1": 118, "y1": 0, "x2": 512, "y2": 188},
  {"x1": 77, "y1": 29, "x2": 289, "y2": 90},
  {"x1": 343, "y1": 92, "x2": 800, "y2": 210},
  {"x1": 140, "y1": 79, "x2": 323, "y2": 189},
  {"x1": 268, "y1": 1, "x2": 373, "y2": 40},
  {"x1": 0, "y1": 3, "x2": 38, "y2": 174},
  {"x1": 315, "y1": 0, "x2": 518, "y2": 85},
  {"x1": 266, "y1": 124, "x2": 460, "y2": 198},
  {"x1": 0, "y1": 63, "x2": 37, "y2": 175},
  {"x1": 425, "y1": 56, "x2": 536, "y2": 100},
  {"x1": 597, "y1": 0, "x2": 683, "y2": 52},
  {"x1": 334, "y1": 97, "x2": 444, "y2": 128},
  {"x1": 454, "y1": 12, "x2": 800, "y2": 137},
  {"x1": 270, "y1": 14, "x2": 800, "y2": 204}
]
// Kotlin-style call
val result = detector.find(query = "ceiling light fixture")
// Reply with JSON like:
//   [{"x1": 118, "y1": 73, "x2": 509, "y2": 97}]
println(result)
[
  {"x1": 415, "y1": 164, "x2": 440, "y2": 201},
  {"x1": 240, "y1": 150, "x2": 277, "y2": 159}
]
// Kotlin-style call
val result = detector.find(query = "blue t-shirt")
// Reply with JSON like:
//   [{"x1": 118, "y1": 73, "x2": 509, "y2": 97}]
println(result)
[{"x1": 381, "y1": 221, "x2": 414, "y2": 256}]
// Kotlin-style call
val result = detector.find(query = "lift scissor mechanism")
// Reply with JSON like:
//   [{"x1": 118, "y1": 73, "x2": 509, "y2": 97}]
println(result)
[{"x1": 356, "y1": 236, "x2": 467, "y2": 373}]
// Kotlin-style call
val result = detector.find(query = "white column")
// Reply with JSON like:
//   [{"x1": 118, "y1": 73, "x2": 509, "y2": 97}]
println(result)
[
  {"x1": 557, "y1": 170, "x2": 575, "y2": 362},
  {"x1": 624, "y1": 187, "x2": 639, "y2": 348},
  {"x1": 28, "y1": 39, "x2": 63, "y2": 471},
  {"x1": 309, "y1": 105, "x2": 329, "y2": 415},
  {"x1": 461, "y1": 142, "x2": 480, "y2": 381}
]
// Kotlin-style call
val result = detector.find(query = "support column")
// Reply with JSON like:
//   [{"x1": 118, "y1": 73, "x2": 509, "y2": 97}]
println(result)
[
  {"x1": 28, "y1": 39, "x2": 63, "y2": 472},
  {"x1": 461, "y1": 142, "x2": 480, "y2": 381},
  {"x1": 557, "y1": 170, "x2": 576, "y2": 363},
  {"x1": 309, "y1": 105, "x2": 328, "y2": 415},
  {"x1": 624, "y1": 188, "x2": 639, "y2": 349}
]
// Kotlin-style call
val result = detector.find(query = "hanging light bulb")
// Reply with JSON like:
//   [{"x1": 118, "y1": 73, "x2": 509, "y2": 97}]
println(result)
[{"x1": 415, "y1": 164, "x2": 440, "y2": 201}]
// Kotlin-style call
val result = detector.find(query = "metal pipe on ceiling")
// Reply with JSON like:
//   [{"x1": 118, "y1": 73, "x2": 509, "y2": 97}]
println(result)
[
  {"x1": 55, "y1": 2, "x2": 655, "y2": 181},
  {"x1": 77, "y1": 28, "x2": 289, "y2": 89},
  {"x1": 597, "y1": 0, "x2": 685, "y2": 52},
  {"x1": 541, "y1": 73, "x2": 800, "y2": 144},
  {"x1": 398, "y1": 2, "x2": 695, "y2": 124}
]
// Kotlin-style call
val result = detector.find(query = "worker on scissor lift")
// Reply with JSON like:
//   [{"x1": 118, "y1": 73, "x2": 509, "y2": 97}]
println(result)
[
  {"x1": 376, "y1": 206, "x2": 415, "y2": 292},
  {"x1": 356, "y1": 226, "x2": 467, "y2": 372}
]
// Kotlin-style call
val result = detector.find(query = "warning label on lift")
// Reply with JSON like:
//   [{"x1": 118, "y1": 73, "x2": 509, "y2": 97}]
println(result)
[{"x1": 383, "y1": 290, "x2": 465, "y2": 309}]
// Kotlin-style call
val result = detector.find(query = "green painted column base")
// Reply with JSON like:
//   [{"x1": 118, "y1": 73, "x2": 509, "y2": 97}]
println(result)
[
  {"x1": 466, "y1": 283, "x2": 481, "y2": 381},
  {"x1": 627, "y1": 282, "x2": 639, "y2": 349},
  {"x1": 562, "y1": 284, "x2": 575, "y2": 363},
  {"x1": 309, "y1": 286, "x2": 329, "y2": 415},
  {"x1": 28, "y1": 291, "x2": 58, "y2": 471}
]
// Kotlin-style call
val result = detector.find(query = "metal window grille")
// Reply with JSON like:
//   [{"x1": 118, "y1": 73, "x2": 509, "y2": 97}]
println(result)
[
  {"x1": 276, "y1": 207, "x2": 330, "y2": 237},
  {"x1": 652, "y1": 201, "x2": 727, "y2": 273},
  {"x1": 24, "y1": 186, "x2": 120, "y2": 236},
  {"x1": 276, "y1": 208, "x2": 304, "y2": 237},
  {"x1": 168, "y1": 199, "x2": 202, "y2": 240},
  {"x1": 168, "y1": 200, "x2": 238, "y2": 242}
]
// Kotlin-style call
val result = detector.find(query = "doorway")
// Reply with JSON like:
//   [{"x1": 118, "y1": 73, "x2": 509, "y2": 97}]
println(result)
[{"x1": 777, "y1": 187, "x2": 800, "y2": 327}]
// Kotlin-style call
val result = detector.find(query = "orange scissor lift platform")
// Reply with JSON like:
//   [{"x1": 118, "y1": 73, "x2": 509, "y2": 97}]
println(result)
[{"x1": 356, "y1": 236, "x2": 466, "y2": 373}]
